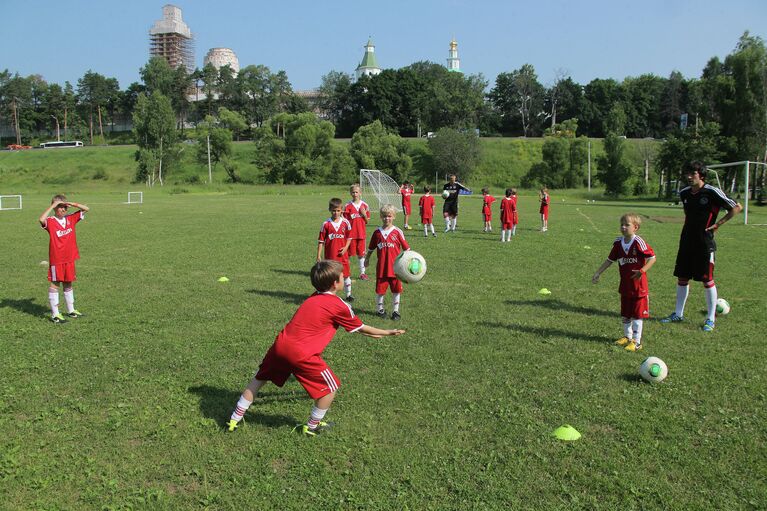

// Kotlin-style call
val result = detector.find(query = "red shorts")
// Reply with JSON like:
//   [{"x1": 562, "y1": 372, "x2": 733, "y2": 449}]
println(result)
[
  {"x1": 502, "y1": 221, "x2": 513, "y2": 229},
  {"x1": 421, "y1": 215, "x2": 432, "y2": 224},
  {"x1": 402, "y1": 202, "x2": 411, "y2": 215},
  {"x1": 620, "y1": 295, "x2": 650, "y2": 319},
  {"x1": 540, "y1": 206, "x2": 549, "y2": 220},
  {"x1": 376, "y1": 276, "x2": 403, "y2": 294},
  {"x1": 348, "y1": 238, "x2": 366, "y2": 256},
  {"x1": 513, "y1": 212, "x2": 519, "y2": 225},
  {"x1": 483, "y1": 212, "x2": 492, "y2": 222},
  {"x1": 255, "y1": 348, "x2": 340, "y2": 399},
  {"x1": 48, "y1": 262, "x2": 76, "y2": 283}
]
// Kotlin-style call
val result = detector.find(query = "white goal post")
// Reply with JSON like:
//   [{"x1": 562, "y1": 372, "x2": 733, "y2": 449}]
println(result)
[
  {"x1": 359, "y1": 169, "x2": 403, "y2": 212},
  {"x1": 126, "y1": 191, "x2": 143, "y2": 205},
  {"x1": 0, "y1": 195, "x2": 22, "y2": 211},
  {"x1": 705, "y1": 161, "x2": 767, "y2": 225}
]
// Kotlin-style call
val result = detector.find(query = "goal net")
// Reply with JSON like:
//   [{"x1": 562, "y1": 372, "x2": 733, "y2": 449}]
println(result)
[
  {"x1": 359, "y1": 169, "x2": 402, "y2": 212},
  {"x1": 126, "y1": 191, "x2": 143, "y2": 205},
  {"x1": 706, "y1": 161, "x2": 767, "y2": 225},
  {"x1": 0, "y1": 195, "x2": 22, "y2": 211}
]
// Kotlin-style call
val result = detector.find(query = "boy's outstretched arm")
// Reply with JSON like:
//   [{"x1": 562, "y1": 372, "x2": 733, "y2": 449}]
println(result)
[
  {"x1": 358, "y1": 324, "x2": 406, "y2": 339},
  {"x1": 68, "y1": 201, "x2": 89, "y2": 213},
  {"x1": 38, "y1": 201, "x2": 60, "y2": 227},
  {"x1": 592, "y1": 259, "x2": 613, "y2": 284}
]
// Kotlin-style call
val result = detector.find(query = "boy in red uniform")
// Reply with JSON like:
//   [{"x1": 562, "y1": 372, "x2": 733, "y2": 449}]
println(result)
[
  {"x1": 481, "y1": 187, "x2": 496, "y2": 232},
  {"x1": 317, "y1": 198, "x2": 354, "y2": 301},
  {"x1": 365, "y1": 204, "x2": 411, "y2": 321},
  {"x1": 500, "y1": 188, "x2": 515, "y2": 243},
  {"x1": 592, "y1": 213, "x2": 656, "y2": 352},
  {"x1": 539, "y1": 187, "x2": 550, "y2": 232},
  {"x1": 227, "y1": 260, "x2": 405, "y2": 435},
  {"x1": 419, "y1": 186, "x2": 436, "y2": 237},
  {"x1": 343, "y1": 184, "x2": 371, "y2": 280},
  {"x1": 511, "y1": 188, "x2": 519, "y2": 235},
  {"x1": 38, "y1": 194, "x2": 90, "y2": 323},
  {"x1": 399, "y1": 181, "x2": 414, "y2": 230}
]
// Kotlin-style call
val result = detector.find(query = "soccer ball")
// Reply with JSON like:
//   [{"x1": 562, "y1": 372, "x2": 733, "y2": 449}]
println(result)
[
  {"x1": 639, "y1": 357, "x2": 668, "y2": 383},
  {"x1": 393, "y1": 250, "x2": 427, "y2": 284},
  {"x1": 716, "y1": 298, "x2": 731, "y2": 315},
  {"x1": 442, "y1": 190, "x2": 450, "y2": 199}
]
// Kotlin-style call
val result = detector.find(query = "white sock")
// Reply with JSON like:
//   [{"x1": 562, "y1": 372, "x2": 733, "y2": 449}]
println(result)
[
  {"x1": 359, "y1": 258, "x2": 365, "y2": 274},
  {"x1": 424, "y1": 225, "x2": 428, "y2": 236},
  {"x1": 622, "y1": 319, "x2": 631, "y2": 338},
  {"x1": 230, "y1": 395, "x2": 252, "y2": 422},
  {"x1": 632, "y1": 319, "x2": 643, "y2": 342},
  {"x1": 501, "y1": 230, "x2": 506, "y2": 242},
  {"x1": 704, "y1": 285, "x2": 717, "y2": 322},
  {"x1": 307, "y1": 406, "x2": 328, "y2": 429},
  {"x1": 430, "y1": 224, "x2": 435, "y2": 234},
  {"x1": 675, "y1": 284, "x2": 689, "y2": 317},
  {"x1": 512, "y1": 225, "x2": 516, "y2": 235},
  {"x1": 392, "y1": 293, "x2": 401, "y2": 313},
  {"x1": 63, "y1": 289, "x2": 75, "y2": 313},
  {"x1": 376, "y1": 294, "x2": 385, "y2": 311},
  {"x1": 48, "y1": 290, "x2": 60, "y2": 316},
  {"x1": 451, "y1": 218, "x2": 457, "y2": 230},
  {"x1": 445, "y1": 217, "x2": 450, "y2": 230},
  {"x1": 344, "y1": 277, "x2": 352, "y2": 297}
]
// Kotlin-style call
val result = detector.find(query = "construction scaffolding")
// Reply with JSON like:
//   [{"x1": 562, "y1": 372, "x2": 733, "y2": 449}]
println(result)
[{"x1": 149, "y1": 4, "x2": 195, "y2": 74}]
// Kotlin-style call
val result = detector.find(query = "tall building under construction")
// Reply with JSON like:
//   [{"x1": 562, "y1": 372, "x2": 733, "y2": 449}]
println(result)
[{"x1": 149, "y1": 4, "x2": 194, "y2": 74}]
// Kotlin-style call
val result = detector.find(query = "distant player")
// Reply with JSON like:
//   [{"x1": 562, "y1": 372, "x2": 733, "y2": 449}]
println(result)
[
  {"x1": 365, "y1": 204, "x2": 411, "y2": 320},
  {"x1": 539, "y1": 187, "x2": 550, "y2": 232},
  {"x1": 38, "y1": 194, "x2": 90, "y2": 323},
  {"x1": 317, "y1": 198, "x2": 354, "y2": 301},
  {"x1": 481, "y1": 187, "x2": 496, "y2": 232},
  {"x1": 510, "y1": 188, "x2": 519, "y2": 235},
  {"x1": 500, "y1": 188, "x2": 515, "y2": 243},
  {"x1": 592, "y1": 213, "x2": 657, "y2": 352},
  {"x1": 226, "y1": 260, "x2": 405, "y2": 436},
  {"x1": 419, "y1": 186, "x2": 436, "y2": 237},
  {"x1": 442, "y1": 174, "x2": 472, "y2": 232},
  {"x1": 344, "y1": 184, "x2": 371, "y2": 281},
  {"x1": 399, "y1": 181, "x2": 414, "y2": 230},
  {"x1": 659, "y1": 161, "x2": 742, "y2": 331}
]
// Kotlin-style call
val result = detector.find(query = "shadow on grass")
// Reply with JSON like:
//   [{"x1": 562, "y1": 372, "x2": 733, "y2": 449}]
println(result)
[
  {"x1": 187, "y1": 385, "x2": 302, "y2": 428},
  {"x1": 618, "y1": 373, "x2": 644, "y2": 383},
  {"x1": 270, "y1": 269, "x2": 309, "y2": 277},
  {"x1": 504, "y1": 299, "x2": 616, "y2": 318},
  {"x1": 246, "y1": 289, "x2": 306, "y2": 305},
  {"x1": 478, "y1": 320, "x2": 608, "y2": 344},
  {"x1": 0, "y1": 297, "x2": 49, "y2": 317}
]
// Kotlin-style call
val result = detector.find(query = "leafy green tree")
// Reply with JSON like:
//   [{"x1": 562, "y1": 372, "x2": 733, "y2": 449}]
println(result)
[
  {"x1": 196, "y1": 115, "x2": 233, "y2": 177},
  {"x1": 217, "y1": 107, "x2": 248, "y2": 140},
  {"x1": 426, "y1": 127, "x2": 481, "y2": 183},
  {"x1": 132, "y1": 91, "x2": 179, "y2": 185},
  {"x1": 350, "y1": 120, "x2": 412, "y2": 182},
  {"x1": 604, "y1": 103, "x2": 627, "y2": 135},
  {"x1": 656, "y1": 122, "x2": 723, "y2": 198},
  {"x1": 76, "y1": 70, "x2": 119, "y2": 143},
  {"x1": 318, "y1": 70, "x2": 354, "y2": 127},
  {"x1": 488, "y1": 64, "x2": 545, "y2": 136},
  {"x1": 581, "y1": 78, "x2": 620, "y2": 137},
  {"x1": 597, "y1": 133, "x2": 634, "y2": 196}
]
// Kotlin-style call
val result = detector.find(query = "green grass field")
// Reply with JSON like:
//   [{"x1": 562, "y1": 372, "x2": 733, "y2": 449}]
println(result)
[{"x1": 1, "y1": 184, "x2": 766, "y2": 510}]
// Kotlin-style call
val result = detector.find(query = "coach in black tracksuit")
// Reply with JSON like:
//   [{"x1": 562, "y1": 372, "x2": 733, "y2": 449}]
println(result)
[
  {"x1": 660, "y1": 161, "x2": 742, "y2": 331},
  {"x1": 442, "y1": 174, "x2": 471, "y2": 232}
]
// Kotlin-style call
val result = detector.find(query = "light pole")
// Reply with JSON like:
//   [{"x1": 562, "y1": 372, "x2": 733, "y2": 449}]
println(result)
[{"x1": 51, "y1": 115, "x2": 60, "y2": 141}]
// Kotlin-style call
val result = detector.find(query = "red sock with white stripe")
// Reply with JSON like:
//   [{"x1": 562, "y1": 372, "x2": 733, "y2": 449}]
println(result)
[
  {"x1": 230, "y1": 396, "x2": 252, "y2": 423},
  {"x1": 307, "y1": 406, "x2": 328, "y2": 430}
]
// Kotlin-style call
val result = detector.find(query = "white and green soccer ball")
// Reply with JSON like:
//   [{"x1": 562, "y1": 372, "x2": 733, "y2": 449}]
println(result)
[
  {"x1": 441, "y1": 190, "x2": 450, "y2": 199},
  {"x1": 639, "y1": 357, "x2": 668, "y2": 383},
  {"x1": 716, "y1": 298, "x2": 731, "y2": 315},
  {"x1": 394, "y1": 250, "x2": 427, "y2": 284}
]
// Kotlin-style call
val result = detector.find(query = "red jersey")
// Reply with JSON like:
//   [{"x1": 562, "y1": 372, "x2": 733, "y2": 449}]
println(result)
[
  {"x1": 43, "y1": 211, "x2": 84, "y2": 264},
  {"x1": 399, "y1": 185, "x2": 413, "y2": 207},
  {"x1": 482, "y1": 195, "x2": 496, "y2": 214},
  {"x1": 272, "y1": 292, "x2": 364, "y2": 363},
  {"x1": 318, "y1": 217, "x2": 352, "y2": 262},
  {"x1": 539, "y1": 193, "x2": 550, "y2": 213},
  {"x1": 607, "y1": 236, "x2": 655, "y2": 298},
  {"x1": 368, "y1": 226, "x2": 410, "y2": 278},
  {"x1": 344, "y1": 200, "x2": 370, "y2": 240},
  {"x1": 500, "y1": 197, "x2": 515, "y2": 223},
  {"x1": 419, "y1": 194, "x2": 435, "y2": 221}
]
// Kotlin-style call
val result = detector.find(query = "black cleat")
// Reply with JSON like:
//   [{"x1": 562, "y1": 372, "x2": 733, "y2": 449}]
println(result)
[{"x1": 391, "y1": 311, "x2": 401, "y2": 321}]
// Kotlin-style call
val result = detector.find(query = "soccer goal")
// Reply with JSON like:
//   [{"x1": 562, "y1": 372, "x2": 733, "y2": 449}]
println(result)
[
  {"x1": 0, "y1": 195, "x2": 22, "y2": 211},
  {"x1": 359, "y1": 169, "x2": 402, "y2": 212},
  {"x1": 706, "y1": 161, "x2": 767, "y2": 225},
  {"x1": 125, "y1": 191, "x2": 143, "y2": 205}
]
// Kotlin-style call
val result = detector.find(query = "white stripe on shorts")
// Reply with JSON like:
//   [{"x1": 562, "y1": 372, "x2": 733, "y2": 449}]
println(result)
[
  {"x1": 51, "y1": 265, "x2": 57, "y2": 281},
  {"x1": 321, "y1": 369, "x2": 338, "y2": 392}
]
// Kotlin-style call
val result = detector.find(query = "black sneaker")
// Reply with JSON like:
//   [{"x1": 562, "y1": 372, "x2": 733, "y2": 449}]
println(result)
[
  {"x1": 377, "y1": 309, "x2": 386, "y2": 318},
  {"x1": 391, "y1": 311, "x2": 401, "y2": 321},
  {"x1": 66, "y1": 309, "x2": 83, "y2": 318},
  {"x1": 345, "y1": 295, "x2": 354, "y2": 303}
]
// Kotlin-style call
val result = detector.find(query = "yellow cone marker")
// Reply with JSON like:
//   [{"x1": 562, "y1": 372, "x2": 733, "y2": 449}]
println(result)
[
  {"x1": 538, "y1": 288, "x2": 551, "y2": 295},
  {"x1": 218, "y1": 277, "x2": 230, "y2": 282},
  {"x1": 553, "y1": 425, "x2": 581, "y2": 441}
]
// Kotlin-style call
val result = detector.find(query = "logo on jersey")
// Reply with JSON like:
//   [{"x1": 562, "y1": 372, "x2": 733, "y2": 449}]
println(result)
[
  {"x1": 700, "y1": 197, "x2": 709, "y2": 205},
  {"x1": 618, "y1": 257, "x2": 638, "y2": 265},
  {"x1": 327, "y1": 233, "x2": 346, "y2": 240},
  {"x1": 56, "y1": 228, "x2": 73, "y2": 238},
  {"x1": 377, "y1": 242, "x2": 396, "y2": 249}
]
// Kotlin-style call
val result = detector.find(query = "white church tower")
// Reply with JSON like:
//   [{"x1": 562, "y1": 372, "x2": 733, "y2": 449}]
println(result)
[
  {"x1": 447, "y1": 38, "x2": 462, "y2": 73},
  {"x1": 355, "y1": 38, "x2": 382, "y2": 80}
]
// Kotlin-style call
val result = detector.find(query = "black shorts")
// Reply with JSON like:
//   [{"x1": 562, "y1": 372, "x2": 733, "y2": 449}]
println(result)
[
  {"x1": 673, "y1": 233, "x2": 716, "y2": 282},
  {"x1": 443, "y1": 202, "x2": 458, "y2": 216}
]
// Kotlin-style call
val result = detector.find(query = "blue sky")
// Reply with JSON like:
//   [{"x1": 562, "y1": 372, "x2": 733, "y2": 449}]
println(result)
[{"x1": 3, "y1": 0, "x2": 765, "y2": 91}]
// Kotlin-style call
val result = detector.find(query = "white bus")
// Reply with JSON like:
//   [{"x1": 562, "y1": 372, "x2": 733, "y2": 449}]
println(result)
[{"x1": 39, "y1": 141, "x2": 83, "y2": 149}]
